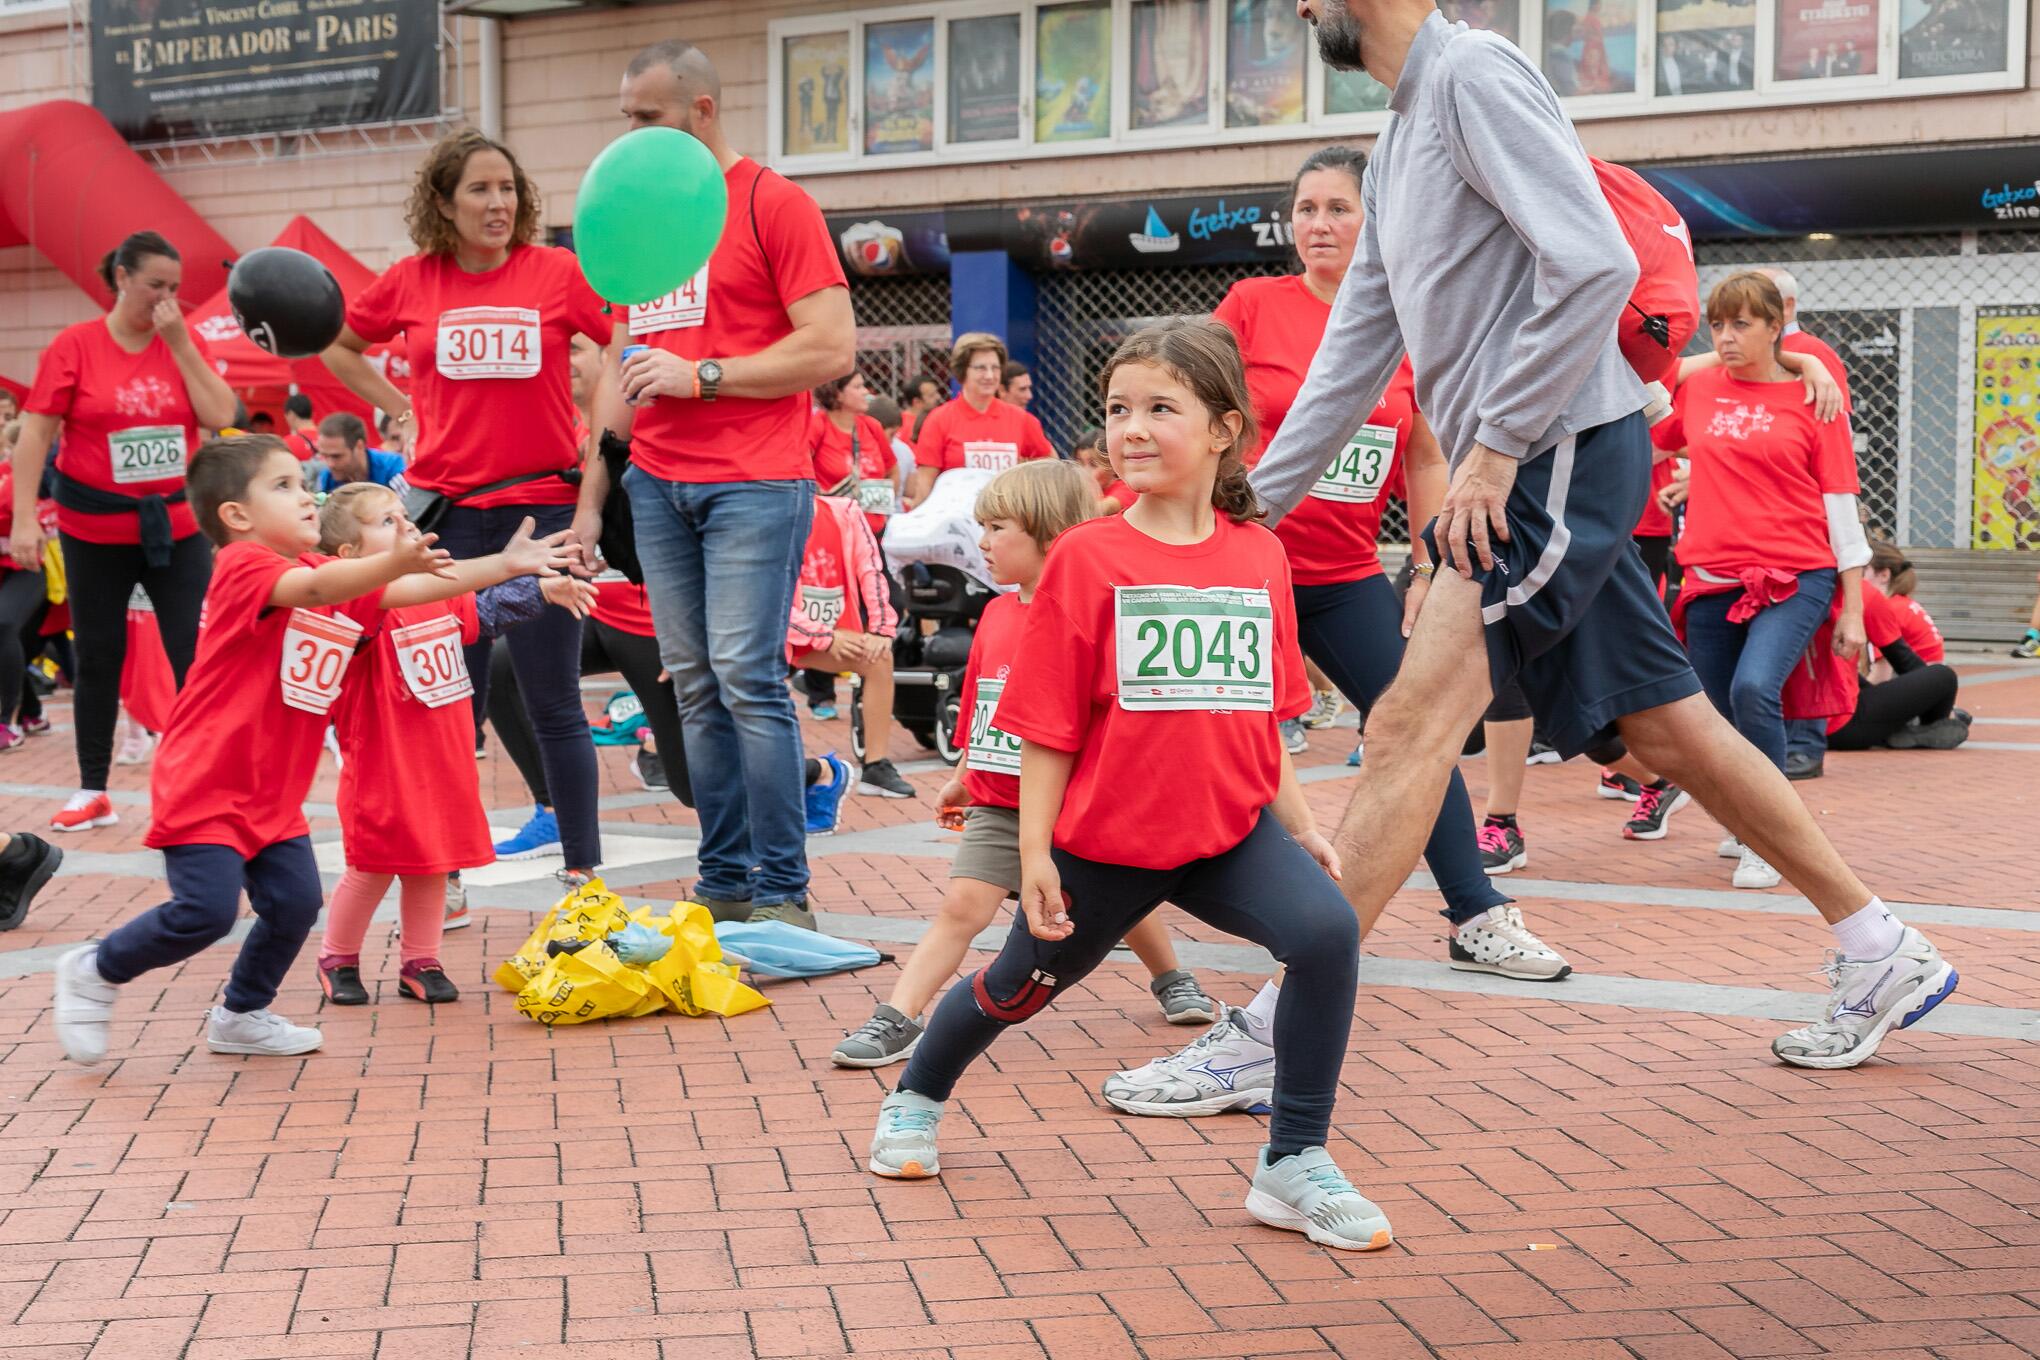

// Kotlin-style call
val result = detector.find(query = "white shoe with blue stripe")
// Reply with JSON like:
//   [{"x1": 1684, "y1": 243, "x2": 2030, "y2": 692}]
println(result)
[
  {"x1": 1101, "y1": 1006, "x2": 1275, "y2": 1117},
  {"x1": 1772, "y1": 928, "x2": 1958, "y2": 1070}
]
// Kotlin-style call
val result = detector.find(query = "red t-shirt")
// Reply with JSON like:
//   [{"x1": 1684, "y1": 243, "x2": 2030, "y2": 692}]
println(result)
[
  {"x1": 1103, "y1": 480, "x2": 1138, "y2": 509},
  {"x1": 1656, "y1": 368, "x2": 1859, "y2": 575},
  {"x1": 1782, "y1": 328, "x2": 1852, "y2": 410},
  {"x1": 914, "y1": 397, "x2": 1054, "y2": 477},
  {"x1": 1213, "y1": 274, "x2": 1328, "y2": 456},
  {"x1": 0, "y1": 466, "x2": 55, "y2": 576},
  {"x1": 1886, "y1": 590, "x2": 1944, "y2": 663},
  {"x1": 790, "y1": 504, "x2": 860, "y2": 659},
  {"x1": 959, "y1": 592, "x2": 1027, "y2": 810},
  {"x1": 994, "y1": 514, "x2": 1309, "y2": 870},
  {"x1": 809, "y1": 410, "x2": 898, "y2": 533},
  {"x1": 288, "y1": 428, "x2": 320, "y2": 463},
  {"x1": 1635, "y1": 458, "x2": 1676, "y2": 538},
  {"x1": 347, "y1": 244, "x2": 611, "y2": 509},
  {"x1": 26, "y1": 319, "x2": 212, "y2": 545},
  {"x1": 626, "y1": 159, "x2": 847, "y2": 485},
  {"x1": 590, "y1": 570, "x2": 655, "y2": 638},
  {"x1": 1822, "y1": 582, "x2": 1908, "y2": 734},
  {"x1": 147, "y1": 542, "x2": 384, "y2": 856},
  {"x1": 332, "y1": 595, "x2": 492, "y2": 874}
]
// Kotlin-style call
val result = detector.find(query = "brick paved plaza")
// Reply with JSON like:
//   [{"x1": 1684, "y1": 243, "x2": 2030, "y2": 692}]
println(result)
[{"x1": 3, "y1": 658, "x2": 2037, "y2": 1360}]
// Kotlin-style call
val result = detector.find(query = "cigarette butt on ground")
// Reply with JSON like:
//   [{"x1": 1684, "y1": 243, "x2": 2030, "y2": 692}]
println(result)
[{"x1": 1527, "y1": 1243, "x2": 1561, "y2": 1251}]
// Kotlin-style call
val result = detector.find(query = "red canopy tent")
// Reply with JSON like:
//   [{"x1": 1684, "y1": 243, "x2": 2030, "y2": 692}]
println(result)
[{"x1": 186, "y1": 215, "x2": 409, "y2": 430}]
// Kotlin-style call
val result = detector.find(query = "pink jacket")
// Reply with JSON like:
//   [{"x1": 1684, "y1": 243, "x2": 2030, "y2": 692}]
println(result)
[{"x1": 787, "y1": 495, "x2": 899, "y2": 659}]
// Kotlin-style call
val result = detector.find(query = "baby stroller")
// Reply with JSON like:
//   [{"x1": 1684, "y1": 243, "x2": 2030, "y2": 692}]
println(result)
[{"x1": 849, "y1": 469, "x2": 1004, "y2": 767}]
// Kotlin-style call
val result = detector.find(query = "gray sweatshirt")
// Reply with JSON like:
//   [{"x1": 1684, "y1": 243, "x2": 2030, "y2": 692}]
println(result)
[{"x1": 1250, "y1": 13, "x2": 1646, "y2": 523}]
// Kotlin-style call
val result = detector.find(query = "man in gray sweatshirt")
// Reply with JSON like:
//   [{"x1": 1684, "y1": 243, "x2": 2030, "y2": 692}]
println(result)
[{"x1": 1247, "y1": 0, "x2": 1957, "y2": 1071}]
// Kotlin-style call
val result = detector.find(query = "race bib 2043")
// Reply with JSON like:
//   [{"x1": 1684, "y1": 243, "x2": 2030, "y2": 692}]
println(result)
[
  {"x1": 1114, "y1": 584, "x2": 1274, "y2": 712},
  {"x1": 1308, "y1": 424, "x2": 1397, "y2": 504},
  {"x1": 968, "y1": 677, "x2": 1024, "y2": 775}
]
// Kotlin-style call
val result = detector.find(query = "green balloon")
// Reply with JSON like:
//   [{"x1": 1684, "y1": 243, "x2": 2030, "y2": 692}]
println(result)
[{"x1": 574, "y1": 127, "x2": 728, "y2": 306}]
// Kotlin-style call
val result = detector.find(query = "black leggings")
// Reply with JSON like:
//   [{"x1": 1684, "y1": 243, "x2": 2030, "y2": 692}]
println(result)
[
  {"x1": 1829, "y1": 665, "x2": 1959, "y2": 751},
  {"x1": 489, "y1": 620, "x2": 693, "y2": 808},
  {"x1": 60, "y1": 532, "x2": 211, "y2": 790},
  {"x1": 0, "y1": 570, "x2": 48, "y2": 724},
  {"x1": 900, "y1": 812, "x2": 1359, "y2": 1158}
]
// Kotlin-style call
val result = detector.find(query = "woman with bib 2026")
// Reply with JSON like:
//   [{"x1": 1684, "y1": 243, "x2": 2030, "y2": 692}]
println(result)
[
  {"x1": 13, "y1": 231, "x2": 237, "y2": 833},
  {"x1": 323, "y1": 129, "x2": 613, "y2": 885}
]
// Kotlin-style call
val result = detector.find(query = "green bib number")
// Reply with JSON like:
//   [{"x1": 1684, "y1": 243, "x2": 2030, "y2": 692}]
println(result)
[
  {"x1": 1309, "y1": 424, "x2": 1396, "y2": 505},
  {"x1": 855, "y1": 478, "x2": 897, "y2": 516},
  {"x1": 1114, "y1": 584, "x2": 1274, "y2": 712},
  {"x1": 968, "y1": 677, "x2": 1024, "y2": 774},
  {"x1": 109, "y1": 425, "x2": 188, "y2": 486}
]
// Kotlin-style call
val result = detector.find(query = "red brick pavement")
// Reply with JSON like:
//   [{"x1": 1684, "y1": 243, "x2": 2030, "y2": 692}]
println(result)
[{"x1": 0, "y1": 666, "x2": 2035, "y2": 1358}]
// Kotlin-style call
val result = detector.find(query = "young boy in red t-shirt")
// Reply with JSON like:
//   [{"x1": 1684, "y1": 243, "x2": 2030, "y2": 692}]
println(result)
[{"x1": 50, "y1": 435, "x2": 574, "y2": 1066}]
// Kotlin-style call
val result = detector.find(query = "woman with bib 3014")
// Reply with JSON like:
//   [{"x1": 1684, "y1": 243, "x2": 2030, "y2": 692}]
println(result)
[
  {"x1": 323, "y1": 130, "x2": 615, "y2": 887},
  {"x1": 12, "y1": 231, "x2": 236, "y2": 833}
]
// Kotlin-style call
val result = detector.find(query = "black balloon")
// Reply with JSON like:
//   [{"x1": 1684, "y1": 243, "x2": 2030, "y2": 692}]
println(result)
[{"x1": 227, "y1": 246, "x2": 344, "y2": 359}]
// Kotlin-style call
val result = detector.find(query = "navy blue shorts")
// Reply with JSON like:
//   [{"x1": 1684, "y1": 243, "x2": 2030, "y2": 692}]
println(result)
[{"x1": 1423, "y1": 413, "x2": 1700, "y2": 759}]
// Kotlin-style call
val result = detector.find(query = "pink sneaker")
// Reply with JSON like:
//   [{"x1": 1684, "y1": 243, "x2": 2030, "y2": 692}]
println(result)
[{"x1": 0, "y1": 723, "x2": 22, "y2": 754}]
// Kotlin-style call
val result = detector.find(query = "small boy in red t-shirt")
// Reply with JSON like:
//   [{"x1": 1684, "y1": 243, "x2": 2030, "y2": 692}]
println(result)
[{"x1": 50, "y1": 435, "x2": 575, "y2": 1066}]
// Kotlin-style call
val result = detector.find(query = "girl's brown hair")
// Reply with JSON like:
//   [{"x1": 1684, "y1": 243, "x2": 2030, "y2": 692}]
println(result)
[
  {"x1": 974, "y1": 459, "x2": 1098, "y2": 552},
  {"x1": 1705, "y1": 270, "x2": 1788, "y2": 329},
  {"x1": 1868, "y1": 537, "x2": 1918, "y2": 597},
  {"x1": 317, "y1": 483, "x2": 402, "y2": 554},
  {"x1": 1098, "y1": 320, "x2": 1262, "y2": 524},
  {"x1": 405, "y1": 128, "x2": 542, "y2": 257}
]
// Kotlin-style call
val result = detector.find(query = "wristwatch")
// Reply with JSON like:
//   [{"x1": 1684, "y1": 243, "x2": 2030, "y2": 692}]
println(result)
[{"x1": 696, "y1": 358, "x2": 723, "y2": 402}]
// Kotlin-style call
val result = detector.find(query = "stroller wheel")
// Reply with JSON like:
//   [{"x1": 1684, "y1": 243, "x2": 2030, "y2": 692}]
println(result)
[
  {"x1": 934, "y1": 690, "x2": 965, "y2": 766},
  {"x1": 849, "y1": 689, "x2": 867, "y2": 764}
]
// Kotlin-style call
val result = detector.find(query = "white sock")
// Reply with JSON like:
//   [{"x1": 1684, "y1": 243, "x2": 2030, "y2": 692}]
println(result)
[
  {"x1": 1241, "y1": 980, "x2": 1281, "y2": 1033},
  {"x1": 1832, "y1": 898, "x2": 1904, "y2": 961}
]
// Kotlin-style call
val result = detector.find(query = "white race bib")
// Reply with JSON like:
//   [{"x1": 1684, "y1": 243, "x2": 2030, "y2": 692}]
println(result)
[
  {"x1": 1114, "y1": 584, "x2": 1274, "y2": 712},
  {"x1": 390, "y1": 611, "x2": 474, "y2": 708},
  {"x1": 962, "y1": 441, "x2": 1019, "y2": 472},
  {"x1": 280, "y1": 609, "x2": 363, "y2": 715},
  {"x1": 1308, "y1": 425, "x2": 1397, "y2": 504},
  {"x1": 108, "y1": 425, "x2": 188, "y2": 485},
  {"x1": 436, "y1": 306, "x2": 541, "y2": 380},
  {"x1": 855, "y1": 478, "x2": 897, "y2": 516},
  {"x1": 800, "y1": 584, "x2": 846, "y2": 632},
  {"x1": 968, "y1": 676, "x2": 1024, "y2": 775},
  {"x1": 628, "y1": 266, "x2": 710, "y2": 335}
]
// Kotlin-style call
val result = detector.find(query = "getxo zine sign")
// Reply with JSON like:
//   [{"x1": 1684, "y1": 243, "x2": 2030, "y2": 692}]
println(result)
[{"x1": 92, "y1": 0, "x2": 437, "y2": 144}]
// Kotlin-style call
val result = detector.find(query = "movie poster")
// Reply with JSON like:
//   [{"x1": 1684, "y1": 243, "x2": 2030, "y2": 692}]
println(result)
[
  {"x1": 1224, "y1": 0, "x2": 1306, "y2": 125},
  {"x1": 1035, "y1": 2, "x2": 1112, "y2": 142},
  {"x1": 1542, "y1": 0, "x2": 1638, "y2": 95},
  {"x1": 1900, "y1": 0, "x2": 2009, "y2": 78},
  {"x1": 864, "y1": 18, "x2": 934, "y2": 155},
  {"x1": 1441, "y1": 0, "x2": 1522, "y2": 42},
  {"x1": 1774, "y1": 0, "x2": 1878, "y2": 79},
  {"x1": 783, "y1": 32, "x2": 851, "y2": 157},
  {"x1": 1654, "y1": 0, "x2": 1756, "y2": 94},
  {"x1": 948, "y1": 14, "x2": 1022, "y2": 142},
  {"x1": 1131, "y1": 0, "x2": 1211, "y2": 130},
  {"x1": 1324, "y1": 67, "x2": 1392, "y2": 113},
  {"x1": 1973, "y1": 311, "x2": 2040, "y2": 551}
]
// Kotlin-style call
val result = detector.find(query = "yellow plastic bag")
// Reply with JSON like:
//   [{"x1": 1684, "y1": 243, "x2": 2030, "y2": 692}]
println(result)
[{"x1": 498, "y1": 880, "x2": 767, "y2": 1025}]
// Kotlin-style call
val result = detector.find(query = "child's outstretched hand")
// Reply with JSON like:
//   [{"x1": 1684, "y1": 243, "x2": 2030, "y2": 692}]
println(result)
[
  {"x1": 391, "y1": 526, "x2": 456, "y2": 579},
  {"x1": 541, "y1": 575, "x2": 597, "y2": 618},
  {"x1": 935, "y1": 776, "x2": 969, "y2": 830},
  {"x1": 501, "y1": 517, "x2": 578, "y2": 579}
]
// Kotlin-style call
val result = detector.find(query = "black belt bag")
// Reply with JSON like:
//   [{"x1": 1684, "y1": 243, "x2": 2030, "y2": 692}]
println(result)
[
  {"x1": 52, "y1": 471, "x2": 188, "y2": 569},
  {"x1": 400, "y1": 466, "x2": 581, "y2": 536}
]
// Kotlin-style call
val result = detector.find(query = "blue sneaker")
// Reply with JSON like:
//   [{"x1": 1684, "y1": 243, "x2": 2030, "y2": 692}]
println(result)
[
  {"x1": 805, "y1": 753, "x2": 851, "y2": 836},
  {"x1": 494, "y1": 805, "x2": 562, "y2": 860},
  {"x1": 812, "y1": 703, "x2": 839, "y2": 721},
  {"x1": 1346, "y1": 739, "x2": 1363, "y2": 767}
]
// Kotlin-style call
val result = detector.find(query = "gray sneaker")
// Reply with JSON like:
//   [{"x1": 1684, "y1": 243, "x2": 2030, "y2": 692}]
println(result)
[
  {"x1": 1245, "y1": 1145, "x2": 1394, "y2": 1252},
  {"x1": 1772, "y1": 928, "x2": 1958, "y2": 1070},
  {"x1": 832, "y1": 1004, "x2": 925, "y2": 1068},
  {"x1": 868, "y1": 1089, "x2": 944, "y2": 1178},
  {"x1": 750, "y1": 900, "x2": 819, "y2": 932},
  {"x1": 1279, "y1": 719, "x2": 1309, "y2": 755},
  {"x1": 1149, "y1": 969, "x2": 1218, "y2": 1026},
  {"x1": 53, "y1": 943, "x2": 116, "y2": 1065},
  {"x1": 205, "y1": 1007, "x2": 322, "y2": 1057}
]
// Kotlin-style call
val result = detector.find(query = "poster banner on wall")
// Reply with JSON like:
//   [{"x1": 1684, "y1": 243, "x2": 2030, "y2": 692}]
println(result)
[
  {"x1": 1131, "y1": 0, "x2": 1211, "y2": 130},
  {"x1": 1543, "y1": 0, "x2": 1638, "y2": 94},
  {"x1": 1324, "y1": 67, "x2": 1392, "y2": 113},
  {"x1": 784, "y1": 32, "x2": 852, "y2": 157},
  {"x1": 1035, "y1": 2, "x2": 1112, "y2": 142},
  {"x1": 1972, "y1": 311, "x2": 2040, "y2": 551},
  {"x1": 864, "y1": 18, "x2": 934, "y2": 155},
  {"x1": 1655, "y1": 0, "x2": 1756, "y2": 94},
  {"x1": 1224, "y1": 0, "x2": 1306, "y2": 126},
  {"x1": 1774, "y1": 0, "x2": 1877, "y2": 80},
  {"x1": 91, "y1": 0, "x2": 436, "y2": 143},
  {"x1": 948, "y1": 14, "x2": 1022, "y2": 142},
  {"x1": 1442, "y1": 0, "x2": 1524, "y2": 39},
  {"x1": 1899, "y1": 0, "x2": 2009, "y2": 78}
]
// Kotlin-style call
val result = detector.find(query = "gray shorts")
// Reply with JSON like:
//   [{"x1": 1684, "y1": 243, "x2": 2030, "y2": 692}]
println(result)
[{"x1": 949, "y1": 806, "x2": 1021, "y2": 895}]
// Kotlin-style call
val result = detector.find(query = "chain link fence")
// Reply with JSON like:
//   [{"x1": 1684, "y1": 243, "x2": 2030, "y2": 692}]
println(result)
[{"x1": 848, "y1": 274, "x2": 953, "y2": 413}]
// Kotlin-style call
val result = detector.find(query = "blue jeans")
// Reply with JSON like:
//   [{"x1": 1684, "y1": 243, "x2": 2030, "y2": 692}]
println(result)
[
  {"x1": 1293, "y1": 575, "x2": 1507, "y2": 927},
  {"x1": 1683, "y1": 568, "x2": 1837, "y2": 771},
  {"x1": 1785, "y1": 718, "x2": 1829, "y2": 763},
  {"x1": 625, "y1": 469, "x2": 814, "y2": 906},
  {"x1": 96, "y1": 838, "x2": 322, "y2": 1013}
]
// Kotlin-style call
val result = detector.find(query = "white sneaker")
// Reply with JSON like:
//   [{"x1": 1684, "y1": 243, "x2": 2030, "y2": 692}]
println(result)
[
  {"x1": 1717, "y1": 835, "x2": 1743, "y2": 859},
  {"x1": 868, "y1": 1089, "x2": 944, "y2": 1178},
  {"x1": 442, "y1": 873, "x2": 470, "y2": 930},
  {"x1": 1246, "y1": 1145, "x2": 1394, "y2": 1252},
  {"x1": 1299, "y1": 690, "x2": 1343, "y2": 730},
  {"x1": 323, "y1": 727, "x2": 343, "y2": 771},
  {"x1": 1449, "y1": 905, "x2": 1572, "y2": 981},
  {"x1": 114, "y1": 726, "x2": 156, "y2": 766},
  {"x1": 206, "y1": 1007, "x2": 322, "y2": 1056},
  {"x1": 1772, "y1": 929, "x2": 1958, "y2": 1069},
  {"x1": 1732, "y1": 845, "x2": 1781, "y2": 890},
  {"x1": 53, "y1": 943, "x2": 116, "y2": 1064},
  {"x1": 1101, "y1": 1006, "x2": 1275, "y2": 1116}
]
